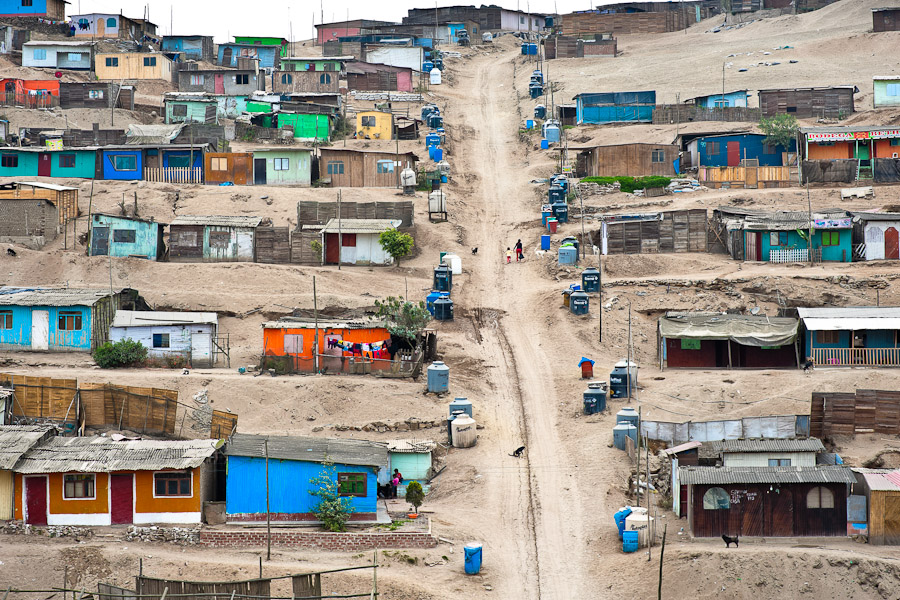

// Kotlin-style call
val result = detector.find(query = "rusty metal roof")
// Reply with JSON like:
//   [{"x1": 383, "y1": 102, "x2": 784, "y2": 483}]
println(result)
[
  {"x1": 0, "y1": 426, "x2": 56, "y2": 470},
  {"x1": 678, "y1": 465, "x2": 855, "y2": 486},
  {"x1": 710, "y1": 438, "x2": 824, "y2": 454},
  {"x1": 14, "y1": 436, "x2": 222, "y2": 474},
  {"x1": 225, "y1": 434, "x2": 388, "y2": 467}
]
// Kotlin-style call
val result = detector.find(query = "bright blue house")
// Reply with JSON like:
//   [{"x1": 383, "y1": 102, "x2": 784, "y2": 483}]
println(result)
[
  {"x1": 574, "y1": 91, "x2": 656, "y2": 125},
  {"x1": 160, "y1": 35, "x2": 214, "y2": 62},
  {"x1": 100, "y1": 144, "x2": 207, "y2": 182},
  {"x1": 734, "y1": 210, "x2": 852, "y2": 263},
  {"x1": 224, "y1": 434, "x2": 389, "y2": 523},
  {"x1": 101, "y1": 147, "x2": 143, "y2": 180},
  {"x1": 0, "y1": 287, "x2": 146, "y2": 352},
  {"x1": 685, "y1": 90, "x2": 749, "y2": 108},
  {"x1": 0, "y1": 0, "x2": 66, "y2": 18},
  {"x1": 798, "y1": 307, "x2": 900, "y2": 368},
  {"x1": 217, "y1": 44, "x2": 280, "y2": 69},
  {"x1": 688, "y1": 133, "x2": 797, "y2": 168},
  {"x1": 89, "y1": 214, "x2": 166, "y2": 260}
]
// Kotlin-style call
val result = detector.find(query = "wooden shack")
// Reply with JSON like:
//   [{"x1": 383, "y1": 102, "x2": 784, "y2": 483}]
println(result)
[
  {"x1": 318, "y1": 149, "x2": 418, "y2": 188},
  {"x1": 758, "y1": 86, "x2": 857, "y2": 119},
  {"x1": 598, "y1": 210, "x2": 708, "y2": 255},
  {"x1": 205, "y1": 152, "x2": 253, "y2": 185},
  {"x1": 545, "y1": 35, "x2": 616, "y2": 59},
  {"x1": 559, "y1": 6, "x2": 695, "y2": 36},
  {"x1": 59, "y1": 83, "x2": 134, "y2": 110},
  {"x1": 855, "y1": 470, "x2": 900, "y2": 544},
  {"x1": 0, "y1": 181, "x2": 77, "y2": 224},
  {"x1": 574, "y1": 143, "x2": 678, "y2": 178}
]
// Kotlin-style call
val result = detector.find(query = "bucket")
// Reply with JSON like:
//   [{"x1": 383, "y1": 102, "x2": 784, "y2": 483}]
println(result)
[
  {"x1": 548, "y1": 219, "x2": 558, "y2": 234},
  {"x1": 464, "y1": 543, "x2": 483, "y2": 574},
  {"x1": 526, "y1": 119, "x2": 534, "y2": 129},
  {"x1": 541, "y1": 235, "x2": 550, "y2": 250},
  {"x1": 622, "y1": 530, "x2": 639, "y2": 553},
  {"x1": 540, "y1": 139, "x2": 549, "y2": 150}
]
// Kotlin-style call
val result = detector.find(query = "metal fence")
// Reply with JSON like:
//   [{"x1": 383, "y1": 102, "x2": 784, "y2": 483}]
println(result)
[{"x1": 261, "y1": 352, "x2": 423, "y2": 378}]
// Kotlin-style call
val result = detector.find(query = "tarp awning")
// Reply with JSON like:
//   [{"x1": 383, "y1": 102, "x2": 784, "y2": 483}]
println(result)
[
  {"x1": 126, "y1": 124, "x2": 185, "y2": 144},
  {"x1": 659, "y1": 313, "x2": 799, "y2": 347}
]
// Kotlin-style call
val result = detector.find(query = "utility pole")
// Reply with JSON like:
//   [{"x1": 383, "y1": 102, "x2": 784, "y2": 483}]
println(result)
[
  {"x1": 627, "y1": 302, "x2": 633, "y2": 400},
  {"x1": 264, "y1": 438, "x2": 271, "y2": 561},
  {"x1": 313, "y1": 275, "x2": 319, "y2": 373},
  {"x1": 658, "y1": 524, "x2": 668, "y2": 600},
  {"x1": 337, "y1": 190, "x2": 342, "y2": 271},
  {"x1": 806, "y1": 183, "x2": 814, "y2": 264}
]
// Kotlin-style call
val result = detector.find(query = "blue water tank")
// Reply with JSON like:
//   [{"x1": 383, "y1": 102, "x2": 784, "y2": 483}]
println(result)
[
  {"x1": 582, "y1": 267, "x2": 600, "y2": 293},
  {"x1": 551, "y1": 202, "x2": 569, "y2": 224},
  {"x1": 551, "y1": 174, "x2": 568, "y2": 191},
  {"x1": 427, "y1": 145, "x2": 436, "y2": 160},
  {"x1": 613, "y1": 422, "x2": 636, "y2": 450},
  {"x1": 434, "y1": 148, "x2": 444, "y2": 162},
  {"x1": 427, "y1": 361, "x2": 450, "y2": 393},
  {"x1": 433, "y1": 265, "x2": 452, "y2": 292},
  {"x1": 541, "y1": 206, "x2": 552, "y2": 226},
  {"x1": 544, "y1": 123, "x2": 560, "y2": 143},
  {"x1": 610, "y1": 361, "x2": 638, "y2": 399},
  {"x1": 426, "y1": 290, "x2": 450, "y2": 315},
  {"x1": 614, "y1": 507, "x2": 633, "y2": 539},
  {"x1": 449, "y1": 397, "x2": 473, "y2": 418},
  {"x1": 540, "y1": 139, "x2": 549, "y2": 150},
  {"x1": 464, "y1": 543, "x2": 482, "y2": 574},
  {"x1": 548, "y1": 185, "x2": 565, "y2": 203},
  {"x1": 570, "y1": 291, "x2": 589, "y2": 315},
  {"x1": 540, "y1": 234, "x2": 550, "y2": 250},
  {"x1": 426, "y1": 133, "x2": 441, "y2": 148},
  {"x1": 433, "y1": 296, "x2": 454, "y2": 321},
  {"x1": 532, "y1": 70, "x2": 543, "y2": 83},
  {"x1": 423, "y1": 60, "x2": 434, "y2": 72},
  {"x1": 421, "y1": 105, "x2": 439, "y2": 120},
  {"x1": 529, "y1": 82, "x2": 543, "y2": 99},
  {"x1": 622, "y1": 530, "x2": 639, "y2": 553},
  {"x1": 617, "y1": 407, "x2": 640, "y2": 428},
  {"x1": 527, "y1": 43, "x2": 538, "y2": 55},
  {"x1": 428, "y1": 114, "x2": 443, "y2": 129},
  {"x1": 534, "y1": 104, "x2": 546, "y2": 119},
  {"x1": 520, "y1": 42, "x2": 528, "y2": 55},
  {"x1": 583, "y1": 383, "x2": 606, "y2": 415},
  {"x1": 526, "y1": 119, "x2": 534, "y2": 130},
  {"x1": 558, "y1": 246, "x2": 577, "y2": 265}
]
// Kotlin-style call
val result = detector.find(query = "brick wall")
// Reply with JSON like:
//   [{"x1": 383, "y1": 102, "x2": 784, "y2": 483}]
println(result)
[
  {"x1": 0, "y1": 199, "x2": 58, "y2": 243},
  {"x1": 199, "y1": 529, "x2": 438, "y2": 550}
]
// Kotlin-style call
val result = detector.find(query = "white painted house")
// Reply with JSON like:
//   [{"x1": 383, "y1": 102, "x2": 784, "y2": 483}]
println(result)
[
  {"x1": 853, "y1": 212, "x2": 900, "y2": 261},
  {"x1": 22, "y1": 40, "x2": 94, "y2": 70},
  {"x1": 109, "y1": 310, "x2": 218, "y2": 367},
  {"x1": 711, "y1": 438, "x2": 825, "y2": 468},
  {"x1": 320, "y1": 218, "x2": 401, "y2": 266}
]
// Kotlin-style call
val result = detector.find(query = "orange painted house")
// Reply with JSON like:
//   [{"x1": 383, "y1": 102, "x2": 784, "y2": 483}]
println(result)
[
  {"x1": 262, "y1": 318, "x2": 392, "y2": 373},
  {"x1": 13, "y1": 436, "x2": 222, "y2": 526}
]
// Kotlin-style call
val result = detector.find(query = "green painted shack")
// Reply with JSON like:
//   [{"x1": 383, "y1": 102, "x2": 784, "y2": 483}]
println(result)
[
  {"x1": 280, "y1": 56, "x2": 348, "y2": 72},
  {"x1": 164, "y1": 94, "x2": 219, "y2": 124},
  {"x1": 0, "y1": 148, "x2": 97, "y2": 179},
  {"x1": 245, "y1": 99, "x2": 279, "y2": 113},
  {"x1": 89, "y1": 213, "x2": 165, "y2": 261},
  {"x1": 232, "y1": 36, "x2": 289, "y2": 56},
  {"x1": 276, "y1": 113, "x2": 331, "y2": 142},
  {"x1": 250, "y1": 148, "x2": 312, "y2": 186},
  {"x1": 873, "y1": 77, "x2": 900, "y2": 109},
  {"x1": 387, "y1": 439, "x2": 434, "y2": 499}
]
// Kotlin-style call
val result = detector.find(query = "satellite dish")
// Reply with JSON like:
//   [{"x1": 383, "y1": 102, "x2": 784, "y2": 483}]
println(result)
[{"x1": 750, "y1": 307, "x2": 760, "y2": 315}]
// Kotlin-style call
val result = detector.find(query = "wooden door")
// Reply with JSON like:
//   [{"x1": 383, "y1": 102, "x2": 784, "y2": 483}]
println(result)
[
  {"x1": 745, "y1": 232, "x2": 758, "y2": 261},
  {"x1": 97, "y1": 18, "x2": 105, "y2": 37},
  {"x1": 745, "y1": 167, "x2": 758, "y2": 189},
  {"x1": 254, "y1": 158, "x2": 266, "y2": 185},
  {"x1": 884, "y1": 495, "x2": 900, "y2": 544},
  {"x1": 325, "y1": 233, "x2": 339, "y2": 264},
  {"x1": 886, "y1": 227, "x2": 899, "y2": 260},
  {"x1": 765, "y1": 487, "x2": 794, "y2": 536},
  {"x1": 679, "y1": 485, "x2": 687, "y2": 518},
  {"x1": 222, "y1": 47, "x2": 232, "y2": 66},
  {"x1": 232, "y1": 154, "x2": 250, "y2": 185},
  {"x1": 110, "y1": 474, "x2": 133, "y2": 524},
  {"x1": 727, "y1": 141, "x2": 740, "y2": 167},
  {"x1": 214, "y1": 74, "x2": 225, "y2": 94},
  {"x1": 0, "y1": 470, "x2": 13, "y2": 520},
  {"x1": 38, "y1": 153, "x2": 51, "y2": 177},
  {"x1": 25, "y1": 476, "x2": 48, "y2": 525}
]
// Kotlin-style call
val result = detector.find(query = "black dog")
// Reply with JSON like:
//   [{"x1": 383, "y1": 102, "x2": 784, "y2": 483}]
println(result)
[
  {"x1": 471, "y1": 247, "x2": 478, "y2": 255},
  {"x1": 6, "y1": 248, "x2": 16, "y2": 257},
  {"x1": 510, "y1": 446, "x2": 526, "y2": 458},
  {"x1": 803, "y1": 358, "x2": 814, "y2": 373},
  {"x1": 722, "y1": 534, "x2": 739, "y2": 548}
]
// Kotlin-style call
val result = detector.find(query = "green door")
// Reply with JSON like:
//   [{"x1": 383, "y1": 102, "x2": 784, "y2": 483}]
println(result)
[{"x1": 855, "y1": 142, "x2": 870, "y2": 161}]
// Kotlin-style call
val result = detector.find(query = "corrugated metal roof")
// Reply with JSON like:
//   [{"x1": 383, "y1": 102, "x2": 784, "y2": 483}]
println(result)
[
  {"x1": 678, "y1": 465, "x2": 856, "y2": 486},
  {"x1": 0, "y1": 426, "x2": 55, "y2": 470},
  {"x1": 0, "y1": 287, "x2": 125, "y2": 307},
  {"x1": 24, "y1": 40, "x2": 94, "y2": 47},
  {"x1": 15, "y1": 182, "x2": 80, "y2": 192},
  {"x1": 225, "y1": 434, "x2": 388, "y2": 467},
  {"x1": 851, "y1": 211, "x2": 900, "y2": 222},
  {"x1": 320, "y1": 219, "x2": 400, "y2": 234},
  {"x1": 261, "y1": 318, "x2": 385, "y2": 330},
  {"x1": 800, "y1": 125, "x2": 899, "y2": 134},
  {"x1": 112, "y1": 310, "x2": 218, "y2": 328},
  {"x1": 860, "y1": 471, "x2": 900, "y2": 492},
  {"x1": 386, "y1": 439, "x2": 436, "y2": 454},
  {"x1": 661, "y1": 441, "x2": 702, "y2": 456},
  {"x1": 170, "y1": 215, "x2": 262, "y2": 227},
  {"x1": 798, "y1": 307, "x2": 900, "y2": 319},
  {"x1": 711, "y1": 438, "x2": 825, "y2": 454},
  {"x1": 15, "y1": 437, "x2": 222, "y2": 474}
]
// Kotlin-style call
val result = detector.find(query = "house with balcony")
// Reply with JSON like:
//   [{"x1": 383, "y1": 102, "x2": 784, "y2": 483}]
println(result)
[{"x1": 799, "y1": 307, "x2": 900, "y2": 367}]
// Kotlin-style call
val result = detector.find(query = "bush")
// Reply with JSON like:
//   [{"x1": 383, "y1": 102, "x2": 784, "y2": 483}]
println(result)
[
  {"x1": 405, "y1": 481, "x2": 425, "y2": 514},
  {"x1": 579, "y1": 175, "x2": 671, "y2": 193},
  {"x1": 92, "y1": 338, "x2": 147, "y2": 368},
  {"x1": 309, "y1": 462, "x2": 354, "y2": 532},
  {"x1": 378, "y1": 229, "x2": 414, "y2": 264}
]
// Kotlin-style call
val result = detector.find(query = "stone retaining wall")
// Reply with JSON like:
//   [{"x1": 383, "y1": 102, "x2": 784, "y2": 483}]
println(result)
[{"x1": 199, "y1": 530, "x2": 438, "y2": 551}]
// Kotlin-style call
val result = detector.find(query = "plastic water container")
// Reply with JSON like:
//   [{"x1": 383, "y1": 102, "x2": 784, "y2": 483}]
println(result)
[
  {"x1": 582, "y1": 267, "x2": 600, "y2": 292},
  {"x1": 614, "y1": 506, "x2": 633, "y2": 539},
  {"x1": 570, "y1": 290, "x2": 589, "y2": 315},
  {"x1": 558, "y1": 246, "x2": 577, "y2": 265},
  {"x1": 442, "y1": 252, "x2": 462, "y2": 275},
  {"x1": 616, "y1": 407, "x2": 640, "y2": 427},
  {"x1": 622, "y1": 530, "x2": 639, "y2": 553},
  {"x1": 547, "y1": 218, "x2": 558, "y2": 234},
  {"x1": 426, "y1": 361, "x2": 449, "y2": 393},
  {"x1": 541, "y1": 206, "x2": 553, "y2": 226},
  {"x1": 433, "y1": 264, "x2": 452, "y2": 292},
  {"x1": 464, "y1": 543, "x2": 483, "y2": 574},
  {"x1": 526, "y1": 119, "x2": 534, "y2": 130},
  {"x1": 613, "y1": 422, "x2": 636, "y2": 450},
  {"x1": 552, "y1": 203, "x2": 569, "y2": 224},
  {"x1": 426, "y1": 290, "x2": 450, "y2": 315},
  {"x1": 540, "y1": 138, "x2": 549, "y2": 149},
  {"x1": 534, "y1": 104, "x2": 546, "y2": 119},
  {"x1": 449, "y1": 397, "x2": 473, "y2": 418},
  {"x1": 433, "y1": 296, "x2": 454, "y2": 321},
  {"x1": 548, "y1": 185, "x2": 566, "y2": 203},
  {"x1": 610, "y1": 361, "x2": 638, "y2": 399},
  {"x1": 583, "y1": 383, "x2": 606, "y2": 414},
  {"x1": 541, "y1": 235, "x2": 550, "y2": 250}
]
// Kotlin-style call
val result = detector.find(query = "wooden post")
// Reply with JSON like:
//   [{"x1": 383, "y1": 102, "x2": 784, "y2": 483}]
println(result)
[
  {"x1": 139, "y1": 558, "x2": 142, "y2": 576},
  {"x1": 64, "y1": 566, "x2": 68, "y2": 600},
  {"x1": 313, "y1": 276, "x2": 319, "y2": 373},
  {"x1": 337, "y1": 190, "x2": 342, "y2": 270},
  {"x1": 160, "y1": 587, "x2": 168, "y2": 600},
  {"x1": 258, "y1": 556, "x2": 262, "y2": 579},
  {"x1": 657, "y1": 524, "x2": 667, "y2": 600},
  {"x1": 265, "y1": 438, "x2": 271, "y2": 561},
  {"x1": 637, "y1": 405, "x2": 642, "y2": 508},
  {"x1": 372, "y1": 550, "x2": 378, "y2": 600},
  {"x1": 727, "y1": 340, "x2": 733, "y2": 369}
]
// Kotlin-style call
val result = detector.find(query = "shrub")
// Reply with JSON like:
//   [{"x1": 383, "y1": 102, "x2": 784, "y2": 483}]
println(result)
[
  {"x1": 405, "y1": 481, "x2": 425, "y2": 514},
  {"x1": 92, "y1": 338, "x2": 147, "y2": 368},
  {"x1": 378, "y1": 229, "x2": 414, "y2": 264},
  {"x1": 759, "y1": 113, "x2": 799, "y2": 149},
  {"x1": 374, "y1": 296, "x2": 431, "y2": 342},
  {"x1": 309, "y1": 462, "x2": 354, "y2": 532},
  {"x1": 579, "y1": 175, "x2": 671, "y2": 193}
]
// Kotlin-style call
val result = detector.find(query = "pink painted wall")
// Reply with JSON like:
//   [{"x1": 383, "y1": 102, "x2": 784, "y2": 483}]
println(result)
[
  {"x1": 317, "y1": 26, "x2": 361, "y2": 44},
  {"x1": 397, "y1": 71, "x2": 412, "y2": 92}
]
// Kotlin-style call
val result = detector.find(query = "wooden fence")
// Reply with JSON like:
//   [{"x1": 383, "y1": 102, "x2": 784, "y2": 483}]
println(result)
[
  {"x1": 698, "y1": 166, "x2": 794, "y2": 189},
  {"x1": 143, "y1": 167, "x2": 203, "y2": 184},
  {"x1": 255, "y1": 227, "x2": 291, "y2": 264},
  {"x1": 603, "y1": 209, "x2": 708, "y2": 255},
  {"x1": 810, "y1": 389, "x2": 900, "y2": 437},
  {"x1": 1, "y1": 92, "x2": 59, "y2": 109},
  {"x1": 811, "y1": 348, "x2": 900, "y2": 368},
  {"x1": 210, "y1": 410, "x2": 238, "y2": 438},
  {"x1": 136, "y1": 576, "x2": 271, "y2": 600},
  {"x1": 0, "y1": 374, "x2": 78, "y2": 428},
  {"x1": 652, "y1": 104, "x2": 761, "y2": 124},
  {"x1": 296, "y1": 200, "x2": 415, "y2": 228}
]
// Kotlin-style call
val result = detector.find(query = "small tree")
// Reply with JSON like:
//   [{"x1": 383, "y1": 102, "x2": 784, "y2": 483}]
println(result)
[
  {"x1": 374, "y1": 296, "x2": 431, "y2": 342},
  {"x1": 92, "y1": 338, "x2": 148, "y2": 368},
  {"x1": 405, "y1": 481, "x2": 425, "y2": 515},
  {"x1": 378, "y1": 229, "x2": 414, "y2": 265},
  {"x1": 309, "y1": 462, "x2": 354, "y2": 532},
  {"x1": 759, "y1": 113, "x2": 799, "y2": 150}
]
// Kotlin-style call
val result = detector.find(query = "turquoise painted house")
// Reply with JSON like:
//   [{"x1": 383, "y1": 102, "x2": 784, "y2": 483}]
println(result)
[
  {"x1": 0, "y1": 287, "x2": 147, "y2": 352},
  {"x1": 730, "y1": 210, "x2": 852, "y2": 263},
  {"x1": 250, "y1": 148, "x2": 312, "y2": 185},
  {"x1": 686, "y1": 90, "x2": 749, "y2": 108},
  {"x1": 164, "y1": 94, "x2": 219, "y2": 124},
  {"x1": 873, "y1": 77, "x2": 900, "y2": 108},
  {"x1": 0, "y1": 148, "x2": 96, "y2": 179},
  {"x1": 798, "y1": 307, "x2": 900, "y2": 368},
  {"x1": 224, "y1": 434, "x2": 389, "y2": 523},
  {"x1": 387, "y1": 439, "x2": 434, "y2": 499},
  {"x1": 89, "y1": 214, "x2": 166, "y2": 260}
]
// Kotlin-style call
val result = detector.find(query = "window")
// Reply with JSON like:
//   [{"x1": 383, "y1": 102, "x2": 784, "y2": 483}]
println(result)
[
  {"x1": 113, "y1": 154, "x2": 137, "y2": 171},
  {"x1": 88, "y1": 89, "x2": 104, "y2": 99},
  {"x1": 887, "y1": 83, "x2": 900, "y2": 97},
  {"x1": 210, "y1": 157, "x2": 227, "y2": 171},
  {"x1": 281, "y1": 73, "x2": 293, "y2": 84},
  {"x1": 284, "y1": 334, "x2": 303, "y2": 354},
  {"x1": 0, "y1": 311, "x2": 11, "y2": 330},
  {"x1": 821, "y1": 231, "x2": 840, "y2": 246},
  {"x1": 1, "y1": 154, "x2": 18, "y2": 168},
  {"x1": 143, "y1": 56, "x2": 157, "y2": 67},
  {"x1": 274, "y1": 158, "x2": 289, "y2": 171},
  {"x1": 58, "y1": 311, "x2": 82, "y2": 331},
  {"x1": 763, "y1": 143, "x2": 777, "y2": 154},
  {"x1": 361, "y1": 116, "x2": 375, "y2": 127},
  {"x1": 520, "y1": 16, "x2": 525, "y2": 24},
  {"x1": 59, "y1": 154, "x2": 76, "y2": 168},
  {"x1": 706, "y1": 141, "x2": 720, "y2": 155},
  {"x1": 768, "y1": 459, "x2": 791, "y2": 466},
  {"x1": 209, "y1": 231, "x2": 230, "y2": 248},
  {"x1": 67, "y1": 53, "x2": 82, "y2": 62},
  {"x1": 324, "y1": 63, "x2": 336, "y2": 72},
  {"x1": 107, "y1": 17, "x2": 117, "y2": 27},
  {"x1": 327, "y1": 160, "x2": 344, "y2": 175},
  {"x1": 154, "y1": 471, "x2": 192, "y2": 496},
  {"x1": 172, "y1": 104, "x2": 188, "y2": 117},
  {"x1": 769, "y1": 232, "x2": 788, "y2": 246},
  {"x1": 702, "y1": 487, "x2": 731, "y2": 510},
  {"x1": 376, "y1": 160, "x2": 394, "y2": 174},
  {"x1": 190, "y1": 74, "x2": 204, "y2": 86},
  {"x1": 816, "y1": 330, "x2": 840, "y2": 345},
  {"x1": 113, "y1": 229, "x2": 136, "y2": 243},
  {"x1": 713, "y1": 99, "x2": 729, "y2": 108},
  {"x1": 63, "y1": 474, "x2": 95, "y2": 499},
  {"x1": 319, "y1": 73, "x2": 331, "y2": 85},
  {"x1": 651, "y1": 149, "x2": 665, "y2": 163},
  {"x1": 338, "y1": 472, "x2": 367, "y2": 497},
  {"x1": 786, "y1": 106, "x2": 797, "y2": 113},
  {"x1": 168, "y1": 154, "x2": 190, "y2": 168},
  {"x1": 174, "y1": 230, "x2": 198, "y2": 246},
  {"x1": 680, "y1": 338, "x2": 701, "y2": 350},
  {"x1": 236, "y1": 74, "x2": 248, "y2": 85},
  {"x1": 22, "y1": 0, "x2": 33, "y2": 5},
  {"x1": 105, "y1": 57, "x2": 118, "y2": 67},
  {"x1": 153, "y1": 333, "x2": 170, "y2": 348},
  {"x1": 32, "y1": 48, "x2": 46, "y2": 60},
  {"x1": 891, "y1": 139, "x2": 900, "y2": 147},
  {"x1": 807, "y1": 486, "x2": 834, "y2": 509}
]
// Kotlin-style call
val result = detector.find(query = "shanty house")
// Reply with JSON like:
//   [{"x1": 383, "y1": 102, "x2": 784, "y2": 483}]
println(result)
[
  {"x1": 315, "y1": 19, "x2": 395, "y2": 44},
  {"x1": 22, "y1": 41, "x2": 93, "y2": 70},
  {"x1": 851, "y1": 212, "x2": 900, "y2": 261},
  {"x1": 758, "y1": 87, "x2": 857, "y2": 119},
  {"x1": 0, "y1": 182, "x2": 78, "y2": 225},
  {"x1": 801, "y1": 126, "x2": 900, "y2": 184},
  {"x1": 89, "y1": 214, "x2": 165, "y2": 261},
  {"x1": 318, "y1": 149, "x2": 418, "y2": 187},
  {"x1": 164, "y1": 94, "x2": 218, "y2": 125},
  {"x1": 387, "y1": 439, "x2": 434, "y2": 498},
  {"x1": 95, "y1": 53, "x2": 174, "y2": 81},
  {"x1": 0, "y1": 195, "x2": 59, "y2": 247},
  {"x1": 109, "y1": 311, "x2": 219, "y2": 368},
  {"x1": 273, "y1": 70, "x2": 340, "y2": 94},
  {"x1": 280, "y1": 56, "x2": 348, "y2": 73},
  {"x1": 687, "y1": 133, "x2": 795, "y2": 168},
  {"x1": 873, "y1": 76, "x2": 900, "y2": 108},
  {"x1": 217, "y1": 44, "x2": 280, "y2": 70},
  {"x1": 574, "y1": 91, "x2": 656, "y2": 125},
  {"x1": 14, "y1": 436, "x2": 221, "y2": 526},
  {"x1": 0, "y1": 148, "x2": 97, "y2": 179},
  {"x1": 224, "y1": 434, "x2": 388, "y2": 523},
  {"x1": 232, "y1": 36, "x2": 289, "y2": 57},
  {"x1": 0, "y1": 287, "x2": 146, "y2": 352},
  {"x1": 59, "y1": 82, "x2": 134, "y2": 110},
  {"x1": 0, "y1": 0, "x2": 67, "y2": 18},
  {"x1": 205, "y1": 152, "x2": 253, "y2": 185},
  {"x1": 100, "y1": 144, "x2": 207, "y2": 182},
  {"x1": 872, "y1": 7, "x2": 900, "y2": 32},
  {"x1": 364, "y1": 46, "x2": 424, "y2": 73},
  {"x1": 658, "y1": 312, "x2": 800, "y2": 369},
  {"x1": 574, "y1": 143, "x2": 678, "y2": 177},
  {"x1": 176, "y1": 70, "x2": 264, "y2": 95},
  {"x1": 320, "y1": 219, "x2": 401, "y2": 266},
  {"x1": 249, "y1": 148, "x2": 312, "y2": 186},
  {"x1": 161, "y1": 36, "x2": 215, "y2": 62},
  {"x1": 346, "y1": 61, "x2": 416, "y2": 93},
  {"x1": 356, "y1": 111, "x2": 394, "y2": 140},
  {"x1": 685, "y1": 90, "x2": 749, "y2": 108},
  {"x1": 798, "y1": 306, "x2": 900, "y2": 368},
  {"x1": 71, "y1": 13, "x2": 157, "y2": 40},
  {"x1": 663, "y1": 440, "x2": 701, "y2": 518},
  {"x1": 168, "y1": 216, "x2": 261, "y2": 263},
  {"x1": 711, "y1": 438, "x2": 825, "y2": 467},
  {"x1": 276, "y1": 112, "x2": 331, "y2": 142},
  {"x1": 854, "y1": 469, "x2": 900, "y2": 544},
  {"x1": 0, "y1": 426, "x2": 56, "y2": 521}
]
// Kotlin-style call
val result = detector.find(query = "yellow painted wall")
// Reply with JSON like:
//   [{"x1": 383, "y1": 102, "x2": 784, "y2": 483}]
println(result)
[
  {"x1": 356, "y1": 111, "x2": 393, "y2": 140},
  {"x1": 49, "y1": 472, "x2": 109, "y2": 514},
  {"x1": 134, "y1": 469, "x2": 202, "y2": 514},
  {"x1": 95, "y1": 54, "x2": 173, "y2": 81}
]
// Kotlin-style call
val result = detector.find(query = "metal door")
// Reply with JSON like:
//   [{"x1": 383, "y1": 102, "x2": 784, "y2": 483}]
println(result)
[
  {"x1": 31, "y1": 310, "x2": 49, "y2": 351},
  {"x1": 38, "y1": 153, "x2": 51, "y2": 177},
  {"x1": 886, "y1": 227, "x2": 899, "y2": 260},
  {"x1": 214, "y1": 74, "x2": 225, "y2": 94},
  {"x1": 727, "y1": 141, "x2": 740, "y2": 167},
  {"x1": 745, "y1": 232, "x2": 759, "y2": 261},
  {"x1": 254, "y1": 158, "x2": 266, "y2": 185},
  {"x1": 25, "y1": 476, "x2": 48, "y2": 525},
  {"x1": 340, "y1": 233, "x2": 357, "y2": 264},
  {"x1": 91, "y1": 226, "x2": 109, "y2": 256},
  {"x1": 110, "y1": 473, "x2": 133, "y2": 524},
  {"x1": 232, "y1": 154, "x2": 249, "y2": 185},
  {"x1": 325, "y1": 233, "x2": 340, "y2": 264}
]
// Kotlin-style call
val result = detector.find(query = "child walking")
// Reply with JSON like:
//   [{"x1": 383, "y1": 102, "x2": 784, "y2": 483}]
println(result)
[{"x1": 506, "y1": 248, "x2": 513, "y2": 264}]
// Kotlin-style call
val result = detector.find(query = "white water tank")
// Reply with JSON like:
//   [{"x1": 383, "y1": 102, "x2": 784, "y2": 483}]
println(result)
[
  {"x1": 430, "y1": 68, "x2": 442, "y2": 85},
  {"x1": 451, "y1": 414, "x2": 477, "y2": 448},
  {"x1": 400, "y1": 167, "x2": 417, "y2": 191},
  {"x1": 429, "y1": 190, "x2": 447, "y2": 214},
  {"x1": 442, "y1": 252, "x2": 462, "y2": 275},
  {"x1": 625, "y1": 513, "x2": 655, "y2": 548},
  {"x1": 437, "y1": 160, "x2": 451, "y2": 177}
]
